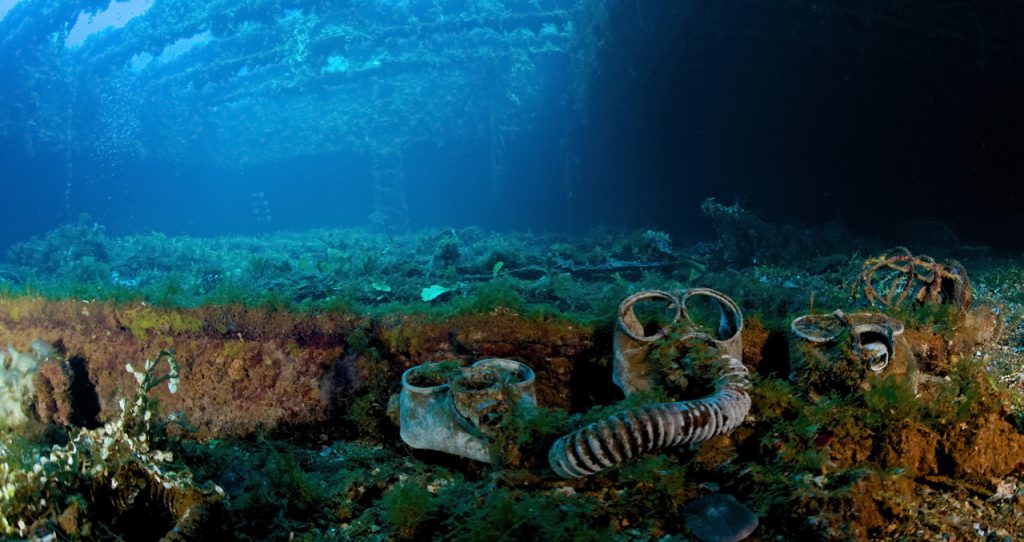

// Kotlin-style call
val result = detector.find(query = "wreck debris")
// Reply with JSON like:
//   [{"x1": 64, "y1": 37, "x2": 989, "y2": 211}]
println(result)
[
  {"x1": 683, "y1": 493, "x2": 759, "y2": 542},
  {"x1": 791, "y1": 311, "x2": 905, "y2": 373},
  {"x1": 852, "y1": 247, "x2": 972, "y2": 312},
  {"x1": 548, "y1": 354, "x2": 750, "y2": 478},
  {"x1": 789, "y1": 310, "x2": 916, "y2": 392},
  {"x1": 461, "y1": 258, "x2": 706, "y2": 282},
  {"x1": 549, "y1": 288, "x2": 750, "y2": 478},
  {"x1": 613, "y1": 288, "x2": 743, "y2": 396},
  {"x1": 398, "y1": 358, "x2": 537, "y2": 463}
]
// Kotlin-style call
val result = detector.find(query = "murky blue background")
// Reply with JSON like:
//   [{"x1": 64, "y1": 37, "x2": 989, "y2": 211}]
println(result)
[{"x1": 2, "y1": 1, "x2": 1022, "y2": 250}]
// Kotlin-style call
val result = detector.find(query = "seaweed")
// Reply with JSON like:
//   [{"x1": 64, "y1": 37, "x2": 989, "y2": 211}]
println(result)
[
  {"x1": 442, "y1": 486, "x2": 611, "y2": 542},
  {"x1": 381, "y1": 480, "x2": 438, "y2": 539},
  {"x1": 487, "y1": 404, "x2": 571, "y2": 469},
  {"x1": 2, "y1": 223, "x2": 1024, "y2": 539},
  {"x1": 862, "y1": 373, "x2": 920, "y2": 426},
  {"x1": 924, "y1": 357, "x2": 1004, "y2": 428}
]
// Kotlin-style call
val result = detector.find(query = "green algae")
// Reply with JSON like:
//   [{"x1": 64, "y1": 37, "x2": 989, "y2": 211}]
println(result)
[
  {"x1": 488, "y1": 403, "x2": 571, "y2": 468},
  {"x1": 1, "y1": 225, "x2": 709, "y2": 328},
  {"x1": 2, "y1": 223, "x2": 1024, "y2": 539},
  {"x1": 126, "y1": 307, "x2": 203, "y2": 340},
  {"x1": 381, "y1": 480, "x2": 436, "y2": 539}
]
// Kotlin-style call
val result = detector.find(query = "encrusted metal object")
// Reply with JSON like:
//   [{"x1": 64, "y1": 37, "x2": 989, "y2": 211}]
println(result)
[
  {"x1": 852, "y1": 247, "x2": 972, "y2": 312},
  {"x1": 551, "y1": 288, "x2": 749, "y2": 478},
  {"x1": 399, "y1": 358, "x2": 536, "y2": 463},
  {"x1": 789, "y1": 310, "x2": 917, "y2": 394},
  {"x1": 614, "y1": 288, "x2": 743, "y2": 396},
  {"x1": 549, "y1": 354, "x2": 750, "y2": 479},
  {"x1": 791, "y1": 310, "x2": 904, "y2": 373}
]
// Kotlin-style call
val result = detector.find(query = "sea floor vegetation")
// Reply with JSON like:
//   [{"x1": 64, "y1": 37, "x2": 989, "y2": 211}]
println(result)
[{"x1": 1, "y1": 210, "x2": 1023, "y2": 540}]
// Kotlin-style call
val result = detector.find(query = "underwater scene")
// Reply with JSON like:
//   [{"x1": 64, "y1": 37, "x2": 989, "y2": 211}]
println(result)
[{"x1": 2, "y1": 1, "x2": 1024, "y2": 540}]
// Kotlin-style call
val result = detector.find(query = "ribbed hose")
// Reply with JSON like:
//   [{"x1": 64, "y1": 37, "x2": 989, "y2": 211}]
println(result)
[{"x1": 549, "y1": 355, "x2": 751, "y2": 478}]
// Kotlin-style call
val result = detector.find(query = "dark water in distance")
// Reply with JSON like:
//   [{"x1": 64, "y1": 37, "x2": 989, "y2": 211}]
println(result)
[{"x1": 1, "y1": 1, "x2": 1022, "y2": 251}]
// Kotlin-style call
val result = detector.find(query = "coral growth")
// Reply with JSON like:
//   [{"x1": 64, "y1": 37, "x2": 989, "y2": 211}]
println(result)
[
  {"x1": 0, "y1": 344, "x2": 45, "y2": 429},
  {"x1": 0, "y1": 351, "x2": 227, "y2": 539},
  {"x1": 32, "y1": 359, "x2": 73, "y2": 426}
]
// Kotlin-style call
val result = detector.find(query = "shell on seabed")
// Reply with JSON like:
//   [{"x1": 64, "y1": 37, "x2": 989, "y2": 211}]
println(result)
[{"x1": 683, "y1": 493, "x2": 759, "y2": 542}]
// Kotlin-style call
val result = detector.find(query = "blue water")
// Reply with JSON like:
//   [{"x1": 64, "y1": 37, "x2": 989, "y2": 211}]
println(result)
[
  {"x1": 2, "y1": 1, "x2": 1023, "y2": 250},
  {"x1": 3, "y1": 4, "x2": 1024, "y2": 540}
]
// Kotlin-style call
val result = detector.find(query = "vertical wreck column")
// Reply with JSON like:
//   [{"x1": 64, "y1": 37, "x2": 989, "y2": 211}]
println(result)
[
  {"x1": 561, "y1": 0, "x2": 612, "y2": 232},
  {"x1": 488, "y1": 62, "x2": 505, "y2": 203},
  {"x1": 369, "y1": 146, "x2": 409, "y2": 231}
]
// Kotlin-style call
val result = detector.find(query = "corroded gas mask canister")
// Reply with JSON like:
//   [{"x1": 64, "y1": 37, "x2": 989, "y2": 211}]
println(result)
[
  {"x1": 613, "y1": 288, "x2": 744, "y2": 396},
  {"x1": 398, "y1": 358, "x2": 536, "y2": 463},
  {"x1": 789, "y1": 310, "x2": 914, "y2": 392},
  {"x1": 550, "y1": 288, "x2": 751, "y2": 479}
]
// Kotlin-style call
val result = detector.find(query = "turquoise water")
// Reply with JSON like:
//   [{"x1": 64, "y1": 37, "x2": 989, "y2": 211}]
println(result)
[
  {"x1": 2, "y1": 2, "x2": 1024, "y2": 540},
  {"x1": 2, "y1": 1, "x2": 1022, "y2": 247}
]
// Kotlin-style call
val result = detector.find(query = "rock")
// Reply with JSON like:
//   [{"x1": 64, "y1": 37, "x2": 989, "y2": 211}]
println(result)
[
  {"x1": 945, "y1": 412, "x2": 1024, "y2": 479},
  {"x1": 683, "y1": 494, "x2": 759, "y2": 542},
  {"x1": 880, "y1": 421, "x2": 939, "y2": 477}
]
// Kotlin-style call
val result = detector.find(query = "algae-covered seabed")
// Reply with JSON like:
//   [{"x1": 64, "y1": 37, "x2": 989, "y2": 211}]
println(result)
[{"x1": 1, "y1": 214, "x2": 1023, "y2": 541}]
